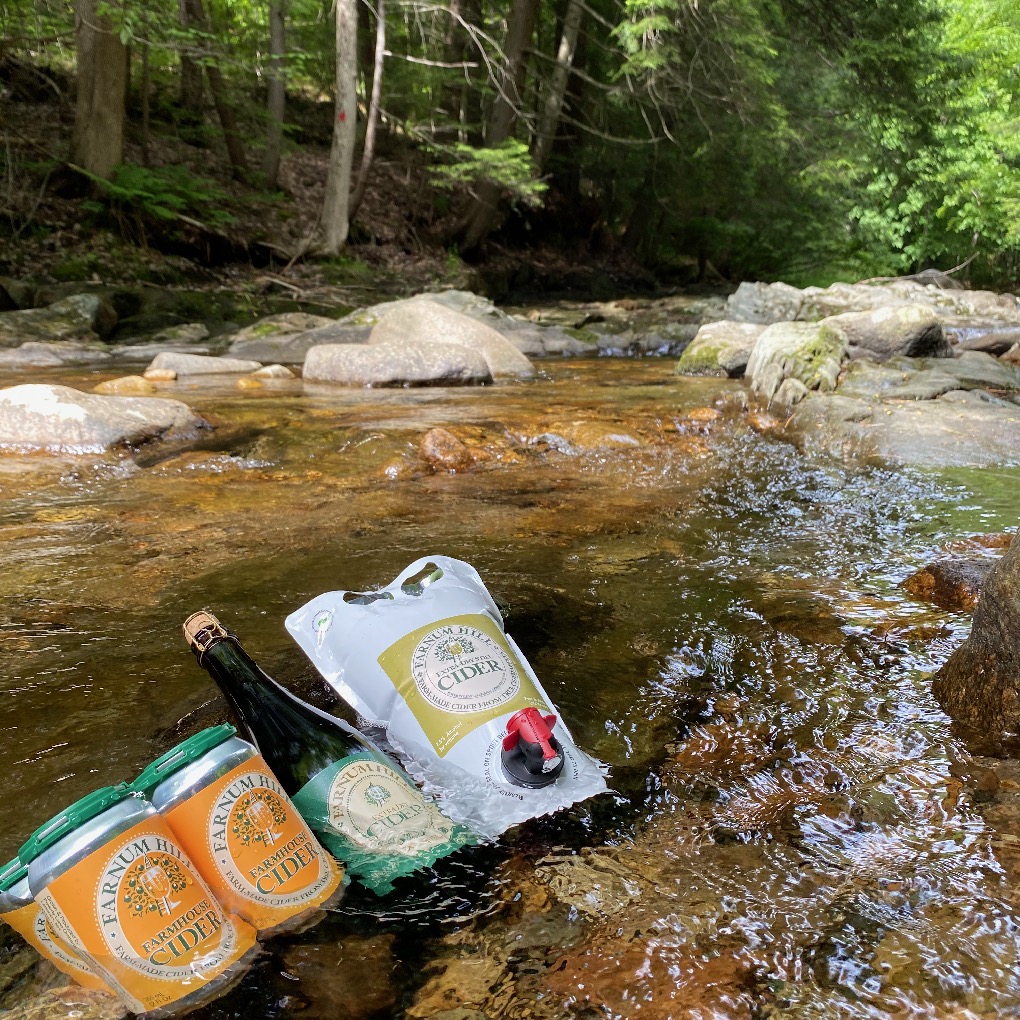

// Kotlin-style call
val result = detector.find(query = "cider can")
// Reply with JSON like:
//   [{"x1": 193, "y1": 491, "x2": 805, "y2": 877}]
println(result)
[
  {"x1": 132, "y1": 725, "x2": 344, "y2": 935},
  {"x1": 0, "y1": 858, "x2": 112, "y2": 993},
  {"x1": 21, "y1": 784, "x2": 257, "y2": 1018}
]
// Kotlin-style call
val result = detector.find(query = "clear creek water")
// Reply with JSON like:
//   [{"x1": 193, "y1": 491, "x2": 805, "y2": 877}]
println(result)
[{"x1": 0, "y1": 357, "x2": 1018, "y2": 1019}]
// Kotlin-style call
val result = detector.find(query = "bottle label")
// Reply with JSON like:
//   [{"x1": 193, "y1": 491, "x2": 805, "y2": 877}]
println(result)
[
  {"x1": 293, "y1": 753, "x2": 455, "y2": 856},
  {"x1": 162, "y1": 757, "x2": 342, "y2": 932},
  {"x1": 35, "y1": 818, "x2": 255, "y2": 1014},
  {"x1": 0, "y1": 901, "x2": 109, "y2": 991},
  {"x1": 376, "y1": 613, "x2": 547, "y2": 756}
]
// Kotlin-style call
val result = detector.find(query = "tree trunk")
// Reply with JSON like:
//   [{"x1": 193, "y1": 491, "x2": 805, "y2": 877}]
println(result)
[
  {"x1": 72, "y1": 0, "x2": 127, "y2": 179},
  {"x1": 349, "y1": 0, "x2": 384, "y2": 220},
  {"x1": 262, "y1": 0, "x2": 286, "y2": 189},
  {"x1": 178, "y1": 0, "x2": 204, "y2": 119},
  {"x1": 184, "y1": 0, "x2": 249, "y2": 177},
  {"x1": 320, "y1": 0, "x2": 359, "y2": 253},
  {"x1": 141, "y1": 19, "x2": 151, "y2": 166},
  {"x1": 458, "y1": 0, "x2": 538, "y2": 252},
  {"x1": 532, "y1": 0, "x2": 583, "y2": 175}
]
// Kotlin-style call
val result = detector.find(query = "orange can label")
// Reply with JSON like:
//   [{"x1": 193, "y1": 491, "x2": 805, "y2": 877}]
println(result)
[
  {"x1": 161, "y1": 757, "x2": 342, "y2": 932},
  {"x1": 1, "y1": 901, "x2": 110, "y2": 992},
  {"x1": 35, "y1": 818, "x2": 255, "y2": 1014}
]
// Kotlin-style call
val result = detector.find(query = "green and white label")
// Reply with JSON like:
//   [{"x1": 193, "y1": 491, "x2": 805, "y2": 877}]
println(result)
[{"x1": 377, "y1": 613, "x2": 547, "y2": 756}]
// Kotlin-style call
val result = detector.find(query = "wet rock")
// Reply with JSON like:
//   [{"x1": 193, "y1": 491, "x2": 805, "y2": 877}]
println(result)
[
  {"x1": 148, "y1": 323, "x2": 209, "y2": 344},
  {"x1": 304, "y1": 341, "x2": 491, "y2": 386},
  {"x1": 281, "y1": 935, "x2": 396, "y2": 1020},
  {"x1": 407, "y1": 946, "x2": 509, "y2": 1018},
  {"x1": 836, "y1": 360, "x2": 911, "y2": 401},
  {"x1": 142, "y1": 368, "x2": 177, "y2": 382},
  {"x1": 533, "y1": 420, "x2": 642, "y2": 452},
  {"x1": 884, "y1": 368, "x2": 962, "y2": 401},
  {"x1": 226, "y1": 313, "x2": 341, "y2": 362},
  {"x1": 1004, "y1": 343, "x2": 1020, "y2": 366},
  {"x1": 420, "y1": 428, "x2": 476, "y2": 472},
  {"x1": 93, "y1": 376, "x2": 158, "y2": 396},
  {"x1": 903, "y1": 557, "x2": 999, "y2": 611},
  {"x1": 0, "y1": 342, "x2": 111, "y2": 368},
  {"x1": 0, "y1": 384, "x2": 207, "y2": 454},
  {"x1": 675, "y1": 321, "x2": 766, "y2": 377},
  {"x1": 498, "y1": 322, "x2": 594, "y2": 357},
  {"x1": 774, "y1": 377, "x2": 809, "y2": 406},
  {"x1": 932, "y1": 534, "x2": 1020, "y2": 753},
  {"x1": 823, "y1": 304, "x2": 952, "y2": 360},
  {"x1": 539, "y1": 936, "x2": 759, "y2": 1020},
  {"x1": 235, "y1": 377, "x2": 262, "y2": 390},
  {"x1": 370, "y1": 298, "x2": 534, "y2": 378},
  {"x1": 746, "y1": 321, "x2": 847, "y2": 399},
  {"x1": 0, "y1": 985, "x2": 127, "y2": 1020},
  {"x1": 145, "y1": 352, "x2": 263, "y2": 376},
  {"x1": 251, "y1": 363, "x2": 296, "y2": 379},
  {"x1": 936, "y1": 350, "x2": 1020, "y2": 391},
  {"x1": 789, "y1": 393, "x2": 1020, "y2": 468},
  {"x1": 0, "y1": 294, "x2": 117, "y2": 348}
]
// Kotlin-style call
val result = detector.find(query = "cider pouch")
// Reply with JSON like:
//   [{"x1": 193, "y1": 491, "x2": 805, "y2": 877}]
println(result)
[{"x1": 285, "y1": 555, "x2": 608, "y2": 838}]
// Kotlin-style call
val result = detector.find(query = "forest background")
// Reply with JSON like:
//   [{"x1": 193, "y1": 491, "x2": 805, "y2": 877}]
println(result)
[{"x1": 3, "y1": 0, "x2": 1020, "y2": 293}]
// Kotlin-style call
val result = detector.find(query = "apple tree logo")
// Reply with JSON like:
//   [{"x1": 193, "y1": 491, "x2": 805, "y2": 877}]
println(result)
[
  {"x1": 434, "y1": 637, "x2": 476, "y2": 663},
  {"x1": 125, "y1": 853, "x2": 190, "y2": 919},
  {"x1": 232, "y1": 790, "x2": 288, "y2": 848},
  {"x1": 363, "y1": 783, "x2": 391, "y2": 807}
]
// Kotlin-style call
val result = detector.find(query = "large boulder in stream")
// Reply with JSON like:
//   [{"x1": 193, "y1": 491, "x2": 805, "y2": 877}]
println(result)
[
  {"x1": 823, "y1": 304, "x2": 952, "y2": 360},
  {"x1": 369, "y1": 297, "x2": 534, "y2": 378},
  {"x1": 675, "y1": 321, "x2": 766, "y2": 377},
  {"x1": 745, "y1": 321, "x2": 847, "y2": 401},
  {"x1": 932, "y1": 534, "x2": 1020, "y2": 754},
  {"x1": 303, "y1": 341, "x2": 491, "y2": 386},
  {"x1": 0, "y1": 384, "x2": 207, "y2": 454},
  {"x1": 0, "y1": 294, "x2": 118, "y2": 347}
]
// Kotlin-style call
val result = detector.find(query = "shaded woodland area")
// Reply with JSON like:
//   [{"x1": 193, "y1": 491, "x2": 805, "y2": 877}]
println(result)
[{"x1": 4, "y1": 0, "x2": 1020, "y2": 289}]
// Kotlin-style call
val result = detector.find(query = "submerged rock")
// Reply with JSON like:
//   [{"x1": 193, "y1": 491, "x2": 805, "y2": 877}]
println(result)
[
  {"x1": 903, "y1": 557, "x2": 1000, "y2": 611},
  {"x1": 932, "y1": 535, "x2": 1020, "y2": 753},
  {"x1": 746, "y1": 321, "x2": 847, "y2": 399},
  {"x1": 145, "y1": 352, "x2": 263, "y2": 375},
  {"x1": 675, "y1": 320, "x2": 766, "y2": 377},
  {"x1": 420, "y1": 428, "x2": 476, "y2": 472},
  {"x1": 303, "y1": 341, "x2": 491, "y2": 386},
  {"x1": 0, "y1": 384, "x2": 207, "y2": 454},
  {"x1": 370, "y1": 298, "x2": 534, "y2": 378},
  {"x1": 93, "y1": 376, "x2": 158, "y2": 396}
]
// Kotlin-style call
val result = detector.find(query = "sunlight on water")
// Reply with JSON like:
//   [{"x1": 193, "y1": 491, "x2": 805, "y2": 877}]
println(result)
[{"x1": 0, "y1": 359, "x2": 1017, "y2": 1018}]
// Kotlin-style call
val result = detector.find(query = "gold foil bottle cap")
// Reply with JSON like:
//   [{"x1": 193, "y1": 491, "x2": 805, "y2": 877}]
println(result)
[{"x1": 183, "y1": 610, "x2": 229, "y2": 657}]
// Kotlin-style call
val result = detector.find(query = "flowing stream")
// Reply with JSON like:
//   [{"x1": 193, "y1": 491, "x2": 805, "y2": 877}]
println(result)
[{"x1": 0, "y1": 354, "x2": 1018, "y2": 1019}]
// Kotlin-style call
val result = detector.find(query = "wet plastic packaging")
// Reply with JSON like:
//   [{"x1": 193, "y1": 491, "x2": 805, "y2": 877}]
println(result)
[{"x1": 285, "y1": 555, "x2": 609, "y2": 838}]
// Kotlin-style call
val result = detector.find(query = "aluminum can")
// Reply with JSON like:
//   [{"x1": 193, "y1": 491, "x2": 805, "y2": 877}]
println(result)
[
  {"x1": 22, "y1": 784, "x2": 257, "y2": 1017},
  {"x1": 132, "y1": 725, "x2": 344, "y2": 935},
  {"x1": 0, "y1": 857, "x2": 112, "y2": 992}
]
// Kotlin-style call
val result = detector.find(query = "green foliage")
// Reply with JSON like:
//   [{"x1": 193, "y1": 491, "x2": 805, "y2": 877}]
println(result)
[
  {"x1": 429, "y1": 141, "x2": 547, "y2": 205},
  {"x1": 82, "y1": 164, "x2": 237, "y2": 235}
]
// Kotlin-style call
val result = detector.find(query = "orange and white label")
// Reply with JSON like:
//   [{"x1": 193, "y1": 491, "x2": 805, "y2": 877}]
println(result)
[
  {"x1": 161, "y1": 757, "x2": 342, "y2": 933},
  {"x1": 1, "y1": 901, "x2": 110, "y2": 992},
  {"x1": 34, "y1": 818, "x2": 255, "y2": 1014}
]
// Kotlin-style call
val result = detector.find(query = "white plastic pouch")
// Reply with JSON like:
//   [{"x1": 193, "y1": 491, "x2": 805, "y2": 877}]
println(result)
[{"x1": 285, "y1": 555, "x2": 608, "y2": 838}]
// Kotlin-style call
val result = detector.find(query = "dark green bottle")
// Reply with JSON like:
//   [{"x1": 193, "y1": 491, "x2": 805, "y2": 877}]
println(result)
[{"x1": 182, "y1": 611, "x2": 473, "y2": 895}]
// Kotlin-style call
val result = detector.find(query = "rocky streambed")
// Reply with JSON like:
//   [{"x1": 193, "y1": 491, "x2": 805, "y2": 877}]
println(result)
[{"x1": 0, "y1": 278, "x2": 1019, "y2": 1020}]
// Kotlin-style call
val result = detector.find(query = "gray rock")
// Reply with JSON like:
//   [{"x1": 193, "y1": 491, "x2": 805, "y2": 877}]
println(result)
[
  {"x1": 369, "y1": 298, "x2": 533, "y2": 378},
  {"x1": 836, "y1": 360, "x2": 911, "y2": 401},
  {"x1": 676, "y1": 320, "x2": 766, "y2": 377},
  {"x1": 746, "y1": 321, "x2": 847, "y2": 398},
  {"x1": 303, "y1": 342, "x2": 491, "y2": 386},
  {"x1": 0, "y1": 294, "x2": 118, "y2": 348},
  {"x1": 774, "y1": 377, "x2": 809, "y2": 406},
  {"x1": 937, "y1": 350, "x2": 1020, "y2": 390},
  {"x1": 0, "y1": 384, "x2": 207, "y2": 453},
  {"x1": 228, "y1": 311, "x2": 335, "y2": 344},
  {"x1": 0, "y1": 342, "x2": 112, "y2": 368},
  {"x1": 146, "y1": 352, "x2": 263, "y2": 375},
  {"x1": 231, "y1": 323, "x2": 371, "y2": 364},
  {"x1": 149, "y1": 322, "x2": 210, "y2": 344},
  {"x1": 932, "y1": 535, "x2": 1020, "y2": 754},
  {"x1": 955, "y1": 326, "x2": 1020, "y2": 356},
  {"x1": 252, "y1": 363, "x2": 296, "y2": 379},
  {"x1": 725, "y1": 281, "x2": 804, "y2": 323},
  {"x1": 939, "y1": 388, "x2": 1015, "y2": 408},
  {"x1": 111, "y1": 342, "x2": 212, "y2": 361},
  {"x1": 823, "y1": 304, "x2": 951, "y2": 360},
  {"x1": 884, "y1": 369, "x2": 962, "y2": 401},
  {"x1": 789, "y1": 392, "x2": 1020, "y2": 468},
  {"x1": 1004, "y1": 343, "x2": 1020, "y2": 366}
]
